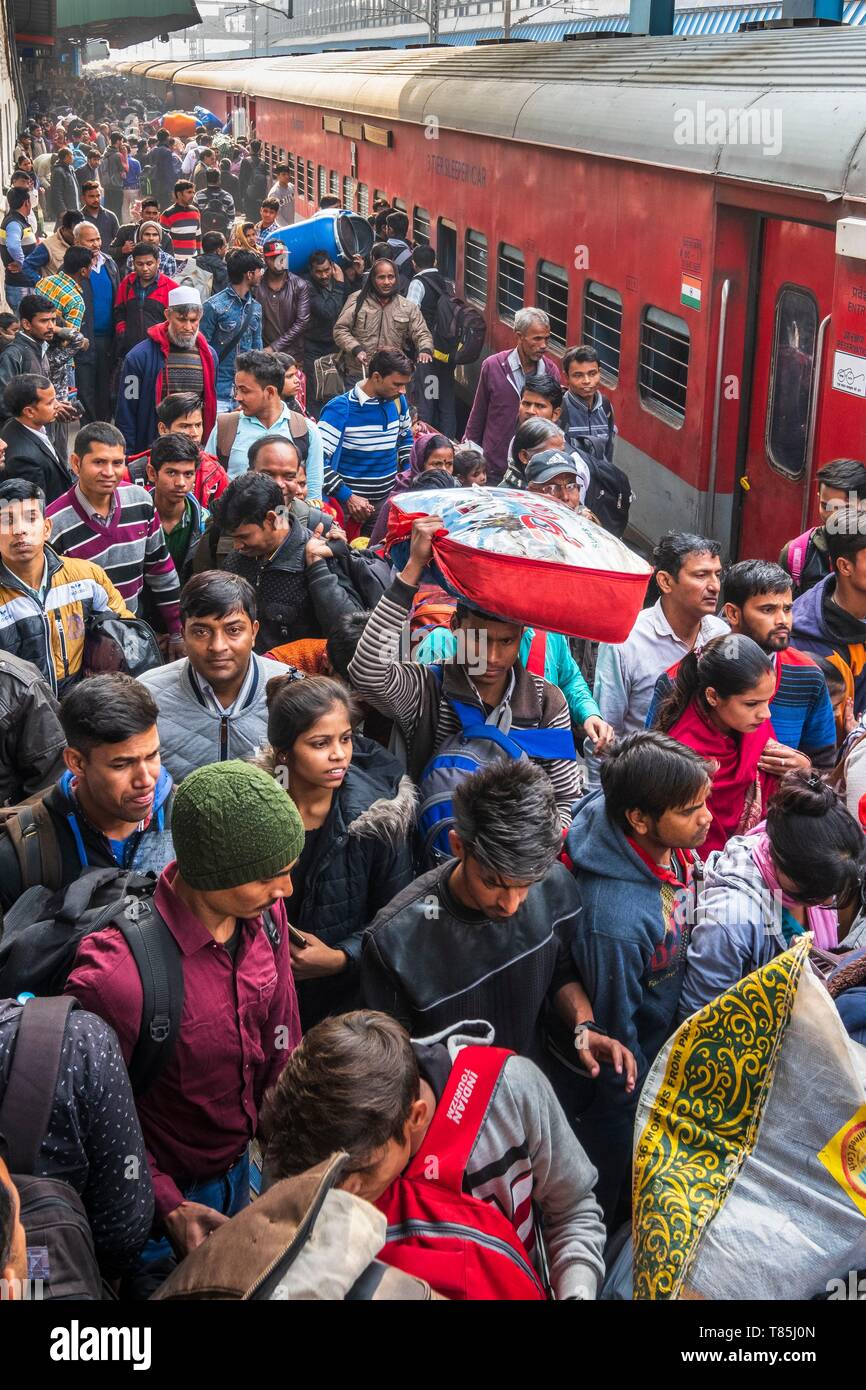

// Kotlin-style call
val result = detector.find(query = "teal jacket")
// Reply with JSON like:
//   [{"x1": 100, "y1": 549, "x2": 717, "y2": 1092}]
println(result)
[{"x1": 414, "y1": 626, "x2": 600, "y2": 727}]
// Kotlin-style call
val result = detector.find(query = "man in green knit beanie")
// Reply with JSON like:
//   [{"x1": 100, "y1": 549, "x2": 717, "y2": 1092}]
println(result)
[{"x1": 67, "y1": 759, "x2": 306, "y2": 1278}]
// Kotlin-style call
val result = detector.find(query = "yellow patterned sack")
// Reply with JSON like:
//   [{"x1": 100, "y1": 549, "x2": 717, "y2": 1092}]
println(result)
[{"x1": 633, "y1": 937, "x2": 866, "y2": 1299}]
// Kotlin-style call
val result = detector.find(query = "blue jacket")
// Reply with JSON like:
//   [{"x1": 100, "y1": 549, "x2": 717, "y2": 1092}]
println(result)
[
  {"x1": 566, "y1": 789, "x2": 694, "y2": 1089},
  {"x1": 115, "y1": 326, "x2": 219, "y2": 454},
  {"x1": 199, "y1": 286, "x2": 263, "y2": 401}
]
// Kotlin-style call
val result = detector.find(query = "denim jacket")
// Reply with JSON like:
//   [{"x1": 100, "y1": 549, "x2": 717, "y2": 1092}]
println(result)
[{"x1": 200, "y1": 286, "x2": 264, "y2": 400}]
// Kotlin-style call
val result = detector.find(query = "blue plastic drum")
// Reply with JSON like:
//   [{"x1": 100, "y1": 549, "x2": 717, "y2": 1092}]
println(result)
[{"x1": 261, "y1": 210, "x2": 374, "y2": 274}]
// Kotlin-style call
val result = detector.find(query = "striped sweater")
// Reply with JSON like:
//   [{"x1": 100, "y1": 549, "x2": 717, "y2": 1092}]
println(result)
[
  {"x1": 159, "y1": 203, "x2": 202, "y2": 260},
  {"x1": 45, "y1": 483, "x2": 181, "y2": 635},
  {"x1": 347, "y1": 575, "x2": 579, "y2": 830},
  {"x1": 318, "y1": 384, "x2": 413, "y2": 508}
]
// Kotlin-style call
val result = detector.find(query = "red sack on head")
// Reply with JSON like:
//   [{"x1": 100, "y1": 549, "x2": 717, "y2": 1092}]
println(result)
[{"x1": 386, "y1": 487, "x2": 651, "y2": 644}]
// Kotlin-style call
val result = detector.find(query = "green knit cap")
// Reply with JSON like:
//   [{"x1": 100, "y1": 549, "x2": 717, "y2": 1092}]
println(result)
[{"x1": 172, "y1": 760, "x2": 305, "y2": 891}]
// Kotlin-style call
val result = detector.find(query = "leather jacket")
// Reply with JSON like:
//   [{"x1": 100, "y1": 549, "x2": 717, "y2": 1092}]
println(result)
[{"x1": 253, "y1": 271, "x2": 311, "y2": 357}]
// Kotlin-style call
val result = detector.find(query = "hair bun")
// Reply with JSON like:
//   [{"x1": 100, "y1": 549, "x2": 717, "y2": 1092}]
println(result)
[{"x1": 771, "y1": 769, "x2": 837, "y2": 817}]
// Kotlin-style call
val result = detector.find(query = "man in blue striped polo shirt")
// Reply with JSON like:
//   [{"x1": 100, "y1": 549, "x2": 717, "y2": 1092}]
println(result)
[{"x1": 318, "y1": 348, "x2": 413, "y2": 530}]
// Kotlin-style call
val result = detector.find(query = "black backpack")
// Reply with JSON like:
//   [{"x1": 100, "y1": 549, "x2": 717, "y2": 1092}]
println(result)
[
  {"x1": 432, "y1": 282, "x2": 486, "y2": 367},
  {"x1": 0, "y1": 996, "x2": 103, "y2": 1299},
  {"x1": 583, "y1": 450, "x2": 634, "y2": 539},
  {"x1": 197, "y1": 188, "x2": 231, "y2": 237},
  {"x1": 246, "y1": 161, "x2": 268, "y2": 206},
  {"x1": 0, "y1": 868, "x2": 183, "y2": 1095}
]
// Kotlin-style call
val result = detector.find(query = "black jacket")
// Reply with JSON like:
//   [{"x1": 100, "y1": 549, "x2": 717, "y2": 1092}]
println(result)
[
  {"x1": 0, "y1": 417, "x2": 74, "y2": 503},
  {"x1": 0, "y1": 998, "x2": 154, "y2": 1272},
  {"x1": 361, "y1": 860, "x2": 580, "y2": 1055},
  {"x1": 256, "y1": 738, "x2": 416, "y2": 1030},
  {"x1": 306, "y1": 545, "x2": 392, "y2": 635},
  {"x1": 0, "y1": 652, "x2": 66, "y2": 807},
  {"x1": 0, "y1": 331, "x2": 52, "y2": 418},
  {"x1": 220, "y1": 519, "x2": 320, "y2": 653}
]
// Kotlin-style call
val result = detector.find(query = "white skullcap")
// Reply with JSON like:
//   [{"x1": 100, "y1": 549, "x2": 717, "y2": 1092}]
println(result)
[{"x1": 167, "y1": 286, "x2": 202, "y2": 309}]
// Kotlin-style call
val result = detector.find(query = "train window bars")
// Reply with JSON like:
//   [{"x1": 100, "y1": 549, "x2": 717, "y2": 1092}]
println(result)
[
  {"x1": 329, "y1": 170, "x2": 340, "y2": 197},
  {"x1": 766, "y1": 285, "x2": 819, "y2": 481},
  {"x1": 306, "y1": 161, "x2": 314, "y2": 205},
  {"x1": 639, "y1": 306, "x2": 690, "y2": 426},
  {"x1": 536, "y1": 260, "x2": 569, "y2": 351},
  {"x1": 343, "y1": 175, "x2": 354, "y2": 211},
  {"x1": 286, "y1": 154, "x2": 295, "y2": 184},
  {"x1": 393, "y1": 197, "x2": 408, "y2": 213},
  {"x1": 583, "y1": 281, "x2": 623, "y2": 386},
  {"x1": 357, "y1": 183, "x2": 370, "y2": 218},
  {"x1": 413, "y1": 207, "x2": 431, "y2": 247},
  {"x1": 318, "y1": 165, "x2": 327, "y2": 202},
  {"x1": 497, "y1": 243, "x2": 525, "y2": 326},
  {"x1": 464, "y1": 229, "x2": 488, "y2": 308}
]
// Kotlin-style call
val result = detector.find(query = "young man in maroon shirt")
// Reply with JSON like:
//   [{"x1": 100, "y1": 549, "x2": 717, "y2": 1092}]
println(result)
[{"x1": 66, "y1": 759, "x2": 305, "y2": 1266}]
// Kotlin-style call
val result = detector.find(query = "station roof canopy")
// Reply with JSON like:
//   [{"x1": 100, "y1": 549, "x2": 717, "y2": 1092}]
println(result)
[{"x1": 56, "y1": 0, "x2": 201, "y2": 50}]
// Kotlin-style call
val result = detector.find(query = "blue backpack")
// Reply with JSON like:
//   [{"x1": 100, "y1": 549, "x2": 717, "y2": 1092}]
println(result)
[{"x1": 416, "y1": 669, "x2": 575, "y2": 865}]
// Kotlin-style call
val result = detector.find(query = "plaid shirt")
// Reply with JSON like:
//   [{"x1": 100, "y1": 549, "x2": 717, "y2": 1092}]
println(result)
[{"x1": 36, "y1": 270, "x2": 85, "y2": 333}]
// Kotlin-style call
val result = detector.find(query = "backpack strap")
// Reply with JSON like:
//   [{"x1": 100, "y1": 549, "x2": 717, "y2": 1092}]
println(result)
[
  {"x1": 0, "y1": 996, "x2": 77, "y2": 1173},
  {"x1": 116, "y1": 896, "x2": 184, "y2": 1096},
  {"x1": 288, "y1": 410, "x2": 309, "y2": 444},
  {"x1": 4, "y1": 799, "x2": 62, "y2": 893},
  {"x1": 404, "y1": 1045, "x2": 512, "y2": 1193},
  {"x1": 787, "y1": 528, "x2": 816, "y2": 589},
  {"x1": 447, "y1": 695, "x2": 576, "y2": 762},
  {"x1": 216, "y1": 411, "x2": 242, "y2": 469}
]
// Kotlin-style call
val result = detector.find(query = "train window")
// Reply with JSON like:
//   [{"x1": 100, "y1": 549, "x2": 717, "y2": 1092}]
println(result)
[
  {"x1": 358, "y1": 182, "x2": 370, "y2": 217},
  {"x1": 296, "y1": 158, "x2": 304, "y2": 202},
  {"x1": 536, "y1": 260, "x2": 569, "y2": 350},
  {"x1": 437, "y1": 219, "x2": 457, "y2": 281},
  {"x1": 583, "y1": 281, "x2": 623, "y2": 385},
  {"x1": 639, "y1": 306, "x2": 690, "y2": 426},
  {"x1": 343, "y1": 175, "x2": 354, "y2": 210},
  {"x1": 306, "y1": 162, "x2": 314, "y2": 204},
  {"x1": 497, "y1": 243, "x2": 525, "y2": 325},
  {"x1": 464, "y1": 229, "x2": 488, "y2": 307},
  {"x1": 766, "y1": 285, "x2": 819, "y2": 480},
  {"x1": 374, "y1": 189, "x2": 387, "y2": 209},
  {"x1": 413, "y1": 207, "x2": 431, "y2": 246},
  {"x1": 329, "y1": 170, "x2": 340, "y2": 197},
  {"x1": 318, "y1": 165, "x2": 327, "y2": 202},
  {"x1": 393, "y1": 197, "x2": 407, "y2": 213},
  {"x1": 287, "y1": 154, "x2": 295, "y2": 183}
]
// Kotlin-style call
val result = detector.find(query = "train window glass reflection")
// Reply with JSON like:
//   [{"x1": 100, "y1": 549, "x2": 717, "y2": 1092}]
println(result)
[
  {"x1": 536, "y1": 260, "x2": 569, "y2": 350},
  {"x1": 639, "y1": 306, "x2": 689, "y2": 426},
  {"x1": 583, "y1": 281, "x2": 623, "y2": 386},
  {"x1": 343, "y1": 175, "x2": 354, "y2": 210},
  {"x1": 358, "y1": 183, "x2": 369, "y2": 217},
  {"x1": 497, "y1": 243, "x2": 525, "y2": 326},
  {"x1": 464, "y1": 229, "x2": 488, "y2": 308},
  {"x1": 766, "y1": 286, "x2": 819, "y2": 480},
  {"x1": 413, "y1": 207, "x2": 431, "y2": 247}
]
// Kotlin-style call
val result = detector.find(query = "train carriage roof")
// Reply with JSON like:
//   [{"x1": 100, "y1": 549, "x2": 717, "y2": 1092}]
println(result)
[{"x1": 117, "y1": 29, "x2": 866, "y2": 199}]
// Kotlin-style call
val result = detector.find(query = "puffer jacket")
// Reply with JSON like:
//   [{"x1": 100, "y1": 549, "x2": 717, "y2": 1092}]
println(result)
[
  {"x1": 333, "y1": 290, "x2": 432, "y2": 368},
  {"x1": 139, "y1": 652, "x2": 294, "y2": 783},
  {"x1": 0, "y1": 546, "x2": 132, "y2": 694},
  {"x1": 0, "y1": 652, "x2": 66, "y2": 806},
  {"x1": 255, "y1": 740, "x2": 417, "y2": 1030},
  {"x1": 678, "y1": 830, "x2": 839, "y2": 1022}
]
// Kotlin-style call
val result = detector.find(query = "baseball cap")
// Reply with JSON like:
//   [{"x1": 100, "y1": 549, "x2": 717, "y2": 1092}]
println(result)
[
  {"x1": 524, "y1": 448, "x2": 580, "y2": 487},
  {"x1": 262, "y1": 240, "x2": 287, "y2": 258}
]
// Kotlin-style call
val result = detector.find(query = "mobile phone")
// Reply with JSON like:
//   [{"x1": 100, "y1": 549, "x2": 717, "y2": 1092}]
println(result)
[{"x1": 287, "y1": 923, "x2": 308, "y2": 948}]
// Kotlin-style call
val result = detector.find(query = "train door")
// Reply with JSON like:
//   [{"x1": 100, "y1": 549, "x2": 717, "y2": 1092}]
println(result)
[
  {"x1": 737, "y1": 220, "x2": 834, "y2": 560},
  {"x1": 437, "y1": 218, "x2": 457, "y2": 281}
]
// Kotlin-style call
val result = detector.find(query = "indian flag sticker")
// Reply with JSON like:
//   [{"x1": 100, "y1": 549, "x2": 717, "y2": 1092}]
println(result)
[
  {"x1": 817, "y1": 1104, "x2": 866, "y2": 1218},
  {"x1": 681, "y1": 274, "x2": 702, "y2": 311}
]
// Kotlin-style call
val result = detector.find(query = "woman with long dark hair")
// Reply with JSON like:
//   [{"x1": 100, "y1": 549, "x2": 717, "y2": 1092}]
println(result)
[
  {"x1": 656, "y1": 633, "x2": 778, "y2": 853},
  {"x1": 679, "y1": 772, "x2": 866, "y2": 1017},
  {"x1": 258, "y1": 674, "x2": 416, "y2": 1030}
]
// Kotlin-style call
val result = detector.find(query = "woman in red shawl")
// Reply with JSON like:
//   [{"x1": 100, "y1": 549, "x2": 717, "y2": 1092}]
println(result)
[{"x1": 656, "y1": 633, "x2": 779, "y2": 854}]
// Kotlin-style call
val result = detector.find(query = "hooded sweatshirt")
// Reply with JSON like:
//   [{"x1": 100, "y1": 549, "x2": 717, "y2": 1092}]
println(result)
[
  {"x1": 565, "y1": 789, "x2": 698, "y2": 1084},
  {"x1": 792, "y1": 574, "x2": 866, "y2": 715}
]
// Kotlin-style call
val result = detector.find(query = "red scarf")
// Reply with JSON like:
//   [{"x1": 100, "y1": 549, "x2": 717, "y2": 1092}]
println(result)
[{"x1": 668, "y1": 700, "x2": 777, "y2": 854}]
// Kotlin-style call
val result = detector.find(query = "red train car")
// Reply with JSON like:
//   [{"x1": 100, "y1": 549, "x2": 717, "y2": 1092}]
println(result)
[{"x1": 122, "y1": 31, "x2": 866, "y2": 560}]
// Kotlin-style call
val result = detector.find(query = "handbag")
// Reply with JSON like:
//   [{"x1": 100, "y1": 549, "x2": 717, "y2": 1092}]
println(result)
[{"x1": 83, "y1": 612, "x2": 163, "y2": 679}]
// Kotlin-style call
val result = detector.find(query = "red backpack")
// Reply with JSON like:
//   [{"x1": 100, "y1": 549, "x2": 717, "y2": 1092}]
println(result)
[{"x1": 375, "y1": 1046, "x2": 547, "y2": 1301}]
